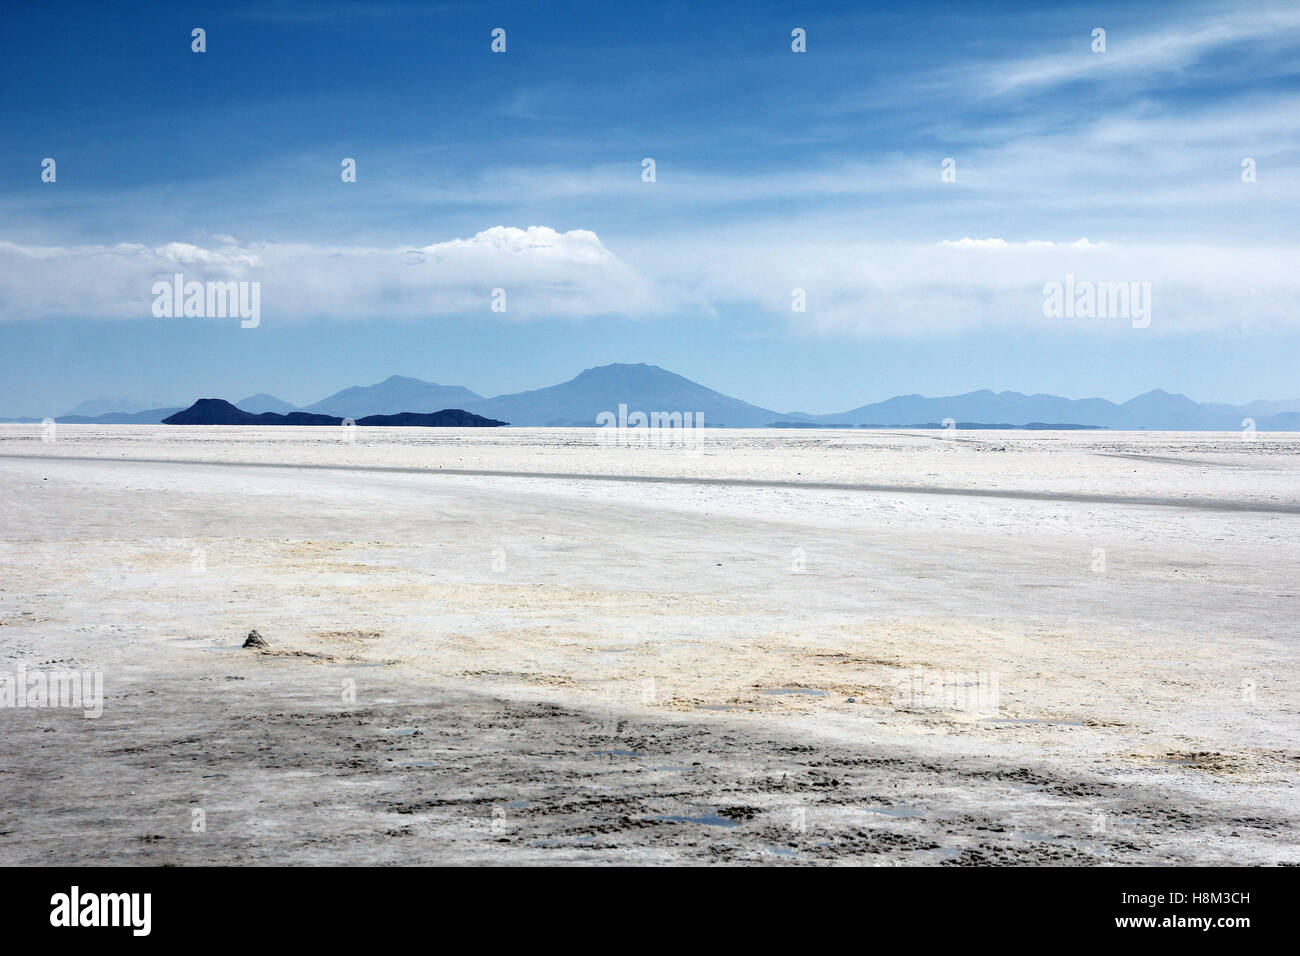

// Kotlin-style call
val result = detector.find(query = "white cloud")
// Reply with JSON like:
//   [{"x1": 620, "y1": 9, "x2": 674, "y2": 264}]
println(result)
[
  {"x1": 0, "y1": 227, "x2": 658, "y2": 322},
  {"x1": 2, "y1": 228, "x2": 1297, "y2": 338},
  {"x1": 622, "y1": 230, "x2": 1300, "y2": 337},
  {"x1": 938, "y1": 238, "x2": 1094, "y2": 250}
]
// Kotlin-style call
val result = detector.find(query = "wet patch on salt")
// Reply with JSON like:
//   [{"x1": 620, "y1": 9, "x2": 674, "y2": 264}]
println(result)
[
  {"x1": 652, "y1": 813, "x2": 741, "y2": 828},
  {"x1": 761, "y1": 687, "x2": 828, "y2": 696},
  {"x1": 863, "y1": 806, "x2": 925, "y2": 818}
]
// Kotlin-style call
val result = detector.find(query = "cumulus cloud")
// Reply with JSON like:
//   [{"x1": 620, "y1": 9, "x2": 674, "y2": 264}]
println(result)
[
  {"x1": 1, "y1": 228, "x2": 1297, "y2": 337},
  {"x1": 0, "y1": 227, "x2": 657, "y2": 322}
]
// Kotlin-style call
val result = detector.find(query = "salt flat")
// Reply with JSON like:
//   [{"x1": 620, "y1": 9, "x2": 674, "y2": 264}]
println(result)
[{"x1": 0, "y1": 425, "x2": 1297, "y2": 865}]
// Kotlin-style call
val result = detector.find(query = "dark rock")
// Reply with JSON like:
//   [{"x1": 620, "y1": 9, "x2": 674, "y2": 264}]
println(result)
[
  {"x1": 163, "y1": 399, "x2": 338, "y2": 426},
  {"x1": 354, "y1": 410, "x2": 507, "y2": 427},
  {"x1": 242, "y1": 629, "x2": 269, "y2": 649},
  {"x1": 162, "y1": 398, "x2": 506, "y2": 427}
]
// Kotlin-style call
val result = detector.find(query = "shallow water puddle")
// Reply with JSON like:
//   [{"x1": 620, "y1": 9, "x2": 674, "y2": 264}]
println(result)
[
  {"x1": 863, "y1": 806, "x2": 925, "y2": 818},
  {"x1": 763, "y1": 845, "x2": 799, "y2": 857},
  {"x1": 652, "y1": 813, "x2": 741, "y2": 828},
  {"x1": 761, "y1": 687, "x2": 828, "y2": 696}
]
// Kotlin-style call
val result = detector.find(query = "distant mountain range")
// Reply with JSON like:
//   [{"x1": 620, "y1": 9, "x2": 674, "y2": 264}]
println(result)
[
  {"x1": 463, "y1": 364, "x2": 778, "y2": 427},
  {"x1": 48, "y1": 407, "x2": 185, "y2": 425},
  {"x1": 299, "y1": 375, "x2": 483, "y2": 418},
  {"x1": 796, "y1": 387, "x2": 1282, "y2": 431},
  {"x1": 7, "y1": 363, "x2": 1300, "y2": 429},
  {"x1": 63, "y1": 396, "x2": 177, "y2": 417},
  {"x1": 236, "y1": 393, "x2": 299, "y2": 415}
]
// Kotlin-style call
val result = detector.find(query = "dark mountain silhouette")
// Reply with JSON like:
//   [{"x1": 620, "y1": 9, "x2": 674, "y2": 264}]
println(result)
[
  {"x1": 463, "y1": 362, "x2": 779, "y2": 426},
  {"x1": 354, "y1": 410, "x2": 508, "y2": 427},
  {"x1": 302, "y1": 375, "x2": 482, "y2": 417},
  {"x1": 164, "y1": 400, "x2": 338, "y2": 425},
  {"x1": 162, "y1": 398, "x2": 505, "y2": 427},
  {"x1": 236, "y1": 393, "x2": 298, "y2": 414}
]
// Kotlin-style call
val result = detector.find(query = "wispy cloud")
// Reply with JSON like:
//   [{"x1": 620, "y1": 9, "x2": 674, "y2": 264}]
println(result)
[{"x1": 967, "y1": 3, "x2": 1300, "y2": 95}]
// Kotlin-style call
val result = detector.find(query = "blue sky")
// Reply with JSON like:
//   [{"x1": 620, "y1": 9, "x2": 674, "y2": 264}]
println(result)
[{"x1": 1, "y1": 0, "x2": 1297, "y2": 415}]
